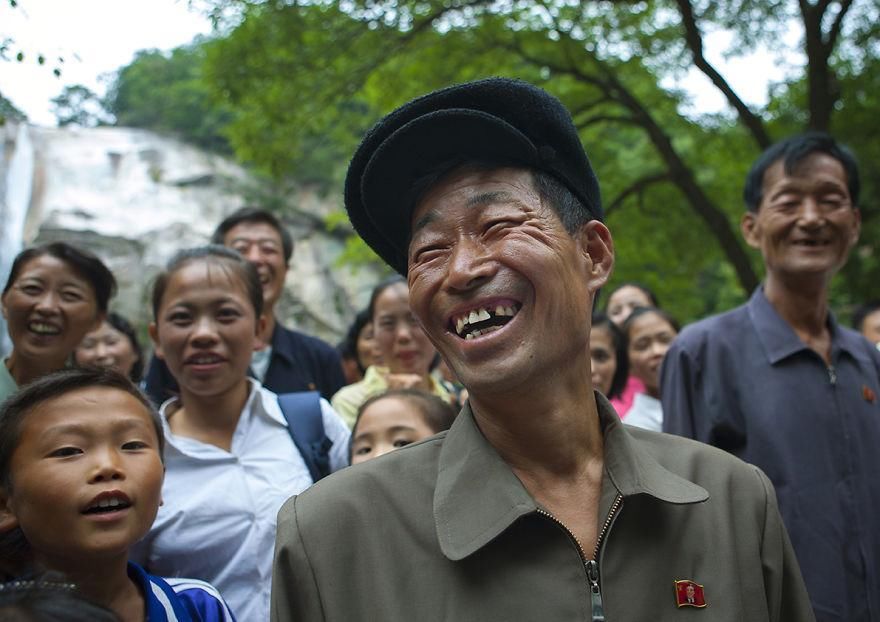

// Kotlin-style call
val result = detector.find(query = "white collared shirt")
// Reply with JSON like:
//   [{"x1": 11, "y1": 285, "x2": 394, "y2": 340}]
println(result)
[{"x1": 131, "y1": 379, "x2": 350, "y2": 622}]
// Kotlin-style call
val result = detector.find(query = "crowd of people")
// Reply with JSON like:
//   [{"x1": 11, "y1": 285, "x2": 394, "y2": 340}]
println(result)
[{"x1": 0, "y1": 76, "x2": 878, "y2": 621}]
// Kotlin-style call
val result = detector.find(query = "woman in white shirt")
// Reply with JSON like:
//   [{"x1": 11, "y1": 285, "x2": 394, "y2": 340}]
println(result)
[{"x1": 133, "y1": 245, "x2": 349, "y2": 622}]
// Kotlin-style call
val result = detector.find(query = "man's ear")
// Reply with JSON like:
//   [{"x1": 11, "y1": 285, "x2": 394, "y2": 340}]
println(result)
[
  {"x1": 0, "y1": 488, "x2": 19, "y2": 534},
  {"x1": 579, "y1": 220, "x2": 614, "y2": 292},
  {"x1": 741, "y1": 211, "x2": 760, "y2": 249},
  {"x1": 850, "y1": 207, "x2": 862, "y2": 246},
  {"x1": 148, "y1": 322, "x2": 164, "y2": 360}
]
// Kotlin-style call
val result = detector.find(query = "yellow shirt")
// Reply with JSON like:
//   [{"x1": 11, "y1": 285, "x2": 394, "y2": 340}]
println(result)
[{"x1": 330, "y1": 365, "x2": 452, "y2": 429}]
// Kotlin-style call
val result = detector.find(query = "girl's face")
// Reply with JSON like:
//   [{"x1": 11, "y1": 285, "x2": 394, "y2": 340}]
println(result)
[
  {"x1": 356, "y1": 321, "x2": 381, "y2": 368},
  {"x1": 149, "y1": 261, "x2": 261, "y2": 400},
  {"x1": 627, "y1": 312, "x2": 677, "y2": 398},
  {"x1": 1, "y1": 254, "x2": 102, "y2": 369},
  {"x1": 75, "y1": 321, "x2": 140, "y2": 379},
  {"x1": 589, "y1": 325, "x2": 617, "y2": 397},
  {"x1": 372, "y1": 283, "x2": 435, "y2": 377},
  {"x1": 350, "y1": 396, "x2": 437, "y2": 465},
  {"x1": 607, "y1": 285, "x2": 652, "y2": 327}
]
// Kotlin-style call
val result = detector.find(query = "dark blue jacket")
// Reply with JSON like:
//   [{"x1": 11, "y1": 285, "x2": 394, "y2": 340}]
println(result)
[{"x1": 662, "y1": 287, "x2": 880, "y2": 621}]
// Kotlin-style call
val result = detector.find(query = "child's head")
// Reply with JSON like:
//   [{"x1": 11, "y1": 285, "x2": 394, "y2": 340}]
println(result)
[
  {"x1": 0, "y1": 572, "x2": 121, "y2": 621},
  {"x1": 149, "y1": 245, "x2": 264, "y2": 399},
  {"x1": 0, "y1": 368, "x2": 164, "y2": 572},
  {"x1": 350, "y1": 389, "x2": 457, "y2": 465}
]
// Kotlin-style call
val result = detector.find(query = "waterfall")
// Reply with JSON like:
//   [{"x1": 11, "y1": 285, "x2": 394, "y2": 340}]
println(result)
[{"x1": 0, "y1": 122, "x2": 35, "y2": 358}]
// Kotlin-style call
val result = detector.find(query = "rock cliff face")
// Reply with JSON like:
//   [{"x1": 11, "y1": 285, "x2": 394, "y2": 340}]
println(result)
[{"x1": 0, "y1": 122, "x2": 384, "y2": 357}]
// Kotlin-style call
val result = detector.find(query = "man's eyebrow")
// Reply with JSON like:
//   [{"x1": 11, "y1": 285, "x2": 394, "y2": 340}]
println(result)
[{"x1": 466, "y1": 190, "x2": 513, "y2": 209}]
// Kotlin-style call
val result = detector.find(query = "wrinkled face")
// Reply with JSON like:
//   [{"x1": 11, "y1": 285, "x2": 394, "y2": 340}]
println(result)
[
  {"x1": 606, "y1": 285, "x2": 652, "y2": 327},
  {"x1": 590, "y1": 325, "x2": 617, "y2": 396},
  {"x1": 0, "y1": 387, "x2": 164, "y2": 566},
  {"x1": 1, "y1": 255, "x2": 102, "y2": 369},
  {"x1": 150, "y1": 261, "x2": 261, "y2": 400},
  {"x1": 224, "y1": 221, "x2": 288, "y2": 311},
  {"x1": 407, "y1": 167, "x2": 610, "y2": 397},
  {"x1": 742, "y1": 153, "x2": 860, "y2": 282},
  {"x1": 372, "y1": 282, "x2": 436, "y2": 376},
  {"x1": 861, "y1": 309, "x2": 880, "y2": 346},
  {"x1": 627, "y1": 312, "x2": 677, "y2": 397},
  {"x1": 75, "y1": 321, "x2": 140, "y2": 379},
  {"x1": 350, "y1": 396, "x2": 436, "y2": 465}
]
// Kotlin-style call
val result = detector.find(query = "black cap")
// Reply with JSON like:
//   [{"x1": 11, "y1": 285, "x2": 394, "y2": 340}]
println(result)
[{"x1": 345, "y1": 77, "x2": 602, "y2": 274}]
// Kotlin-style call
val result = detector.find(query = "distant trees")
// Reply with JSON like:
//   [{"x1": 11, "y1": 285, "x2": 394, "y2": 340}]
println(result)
[{"x1": 104, "y1": 42, "x2": 234, "y2": 153}]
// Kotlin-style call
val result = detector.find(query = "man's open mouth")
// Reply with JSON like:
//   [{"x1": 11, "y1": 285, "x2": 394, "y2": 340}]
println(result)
[{"x1": 452, "y1": 303, "x2": 520, "y2": 340}]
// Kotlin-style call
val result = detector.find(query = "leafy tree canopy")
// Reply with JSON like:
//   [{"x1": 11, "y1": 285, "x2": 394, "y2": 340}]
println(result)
[{"x1": 111, "y1": 0, "x2": 880, "y2": 323}]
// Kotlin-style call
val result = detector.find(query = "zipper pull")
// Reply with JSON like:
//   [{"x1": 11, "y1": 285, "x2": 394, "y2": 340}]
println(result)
[
  {"x1": 828, "y1": 365, "x2": 837, "y2": 385},
  {"x1": 586, "y1": 559, "x2": 605, "y2": 622}
]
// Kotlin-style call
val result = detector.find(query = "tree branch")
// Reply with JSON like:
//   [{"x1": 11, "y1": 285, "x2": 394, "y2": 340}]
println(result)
[
  {"x1": 825, "y1": 0, "x2": 855, "y2": 54},
  {"x1": 605, "y1": 172, "x2": 672, "y2": 217},
  {"x1": 574, "y1": 113, "x2": 638, "y2": 129},
  {"x1": 674, "y1": 0, "x2": 771, "y2": 149}
]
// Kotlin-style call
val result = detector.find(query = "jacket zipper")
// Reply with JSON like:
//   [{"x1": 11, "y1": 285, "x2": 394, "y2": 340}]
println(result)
[{"x1": 537, "y1": 493, "x2": 623, "y2": 621}]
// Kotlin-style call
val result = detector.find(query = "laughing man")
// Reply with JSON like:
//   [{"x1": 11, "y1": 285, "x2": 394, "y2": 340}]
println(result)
[{"x1": 270, "y1": 78, "x2": 814, "y2": 621}]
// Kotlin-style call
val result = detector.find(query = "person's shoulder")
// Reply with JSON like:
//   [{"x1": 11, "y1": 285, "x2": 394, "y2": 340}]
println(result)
[
  {"x1": 281, "y1": 433, "x2": 446, "y2": 526},
  {"x1": 278, "y1": 324, "x2": 339, "y2": 356},
  {"x1": 167, "y1": 576, "x2": 237, "y2": 622},
  {"x1": 626, "y1": 426, "x2": 766, "y2": 491},
  {"x1": 672, "y1": 303, "x2": 750, "y2": 351}
]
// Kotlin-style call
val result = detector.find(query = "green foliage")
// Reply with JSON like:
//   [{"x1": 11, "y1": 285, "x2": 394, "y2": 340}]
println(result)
[
  {"x1": 104, "y1": 41, "x2": 234, "y2": 153},
  {"x1": 119, "y1": 0, "x2": 877, "y2": 323}
]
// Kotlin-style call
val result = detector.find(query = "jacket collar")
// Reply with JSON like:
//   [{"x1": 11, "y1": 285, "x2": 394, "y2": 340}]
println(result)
[
  {"x1": 268, "y1": 319, "x2": 295, "y2": 365},
  {"x1": 434, "y1": 394, "x2": 707, "y2": 561},
  {"x1": 747, "y1": 285, "x2": 859, "y2": 365}
]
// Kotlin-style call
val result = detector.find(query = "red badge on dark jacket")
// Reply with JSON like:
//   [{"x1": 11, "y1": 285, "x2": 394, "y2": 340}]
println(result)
[
  {"x1": 863, "y1": 385, "x2": 876, "y2": 403},
  {"x1": 674, "y1": 579, "x2": 706, "y2": 608}
]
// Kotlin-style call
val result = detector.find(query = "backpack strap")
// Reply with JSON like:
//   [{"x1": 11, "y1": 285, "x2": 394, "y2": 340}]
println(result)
[{"x1": 277, "y1": 391, "x2": 333, "y2": 483}]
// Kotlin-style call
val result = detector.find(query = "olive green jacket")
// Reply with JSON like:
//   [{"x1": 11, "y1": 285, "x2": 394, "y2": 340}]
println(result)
[{"x1": 271, "y1": 395, "x2": 815, "y2": 621}]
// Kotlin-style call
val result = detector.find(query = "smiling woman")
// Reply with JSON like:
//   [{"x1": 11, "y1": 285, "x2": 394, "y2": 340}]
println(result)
[
  {"x1": 0, "y1": 242, "x2": 116, "y2": 402},
  {"x1": 331, "y1": 277, "x2": 453, "y2": 428}
]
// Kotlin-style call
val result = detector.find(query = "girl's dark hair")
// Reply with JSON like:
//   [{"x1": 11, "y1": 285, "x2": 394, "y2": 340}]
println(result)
[
  {"x1": 350, "y1": 389, "x2": 457, "y2": 460},
  {"x1": 0, "y1": 368, "x2": 163, "y2": 564},
  {"x1": 591, "y1": 312, "x2": 629, "y2": 399},
  {"x1": 367, "y1": 275, "x2": 407, "y2": 321},
  {"x1": 339, "y1": 309, "x2": 372, "y2": 374},
  {"x1": 603, "y1": 281, "x2": 660, "y2": 311},
  {"x1": 151, "y1": 245, "x2": 263, "y2": 320},
  {"x1": 104, "y1": 312, "x2": 145, "y2": 383},
  {"x1": 622, "y1": 306, "x2": 681, "y2": 339},
  {"x1": 2, "y1": 242, "x2": 116, "y2": 314}
]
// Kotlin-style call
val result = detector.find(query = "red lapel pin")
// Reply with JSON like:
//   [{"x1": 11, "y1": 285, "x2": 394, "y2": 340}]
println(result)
[
  {"x1": 674, "y1": 579, "x2": 707, "y2": 608},
  {"x1": 863, "y1": 385, "x2": 876, "y2": 404}
]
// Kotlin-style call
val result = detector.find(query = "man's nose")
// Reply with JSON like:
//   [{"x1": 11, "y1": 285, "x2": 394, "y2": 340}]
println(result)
[
  {"x1": 445, "y1": 239, "x2": 496, "y2": 292},
  {"x1": 798, "y1": 197, "x2": 825, "y2": 227}
]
